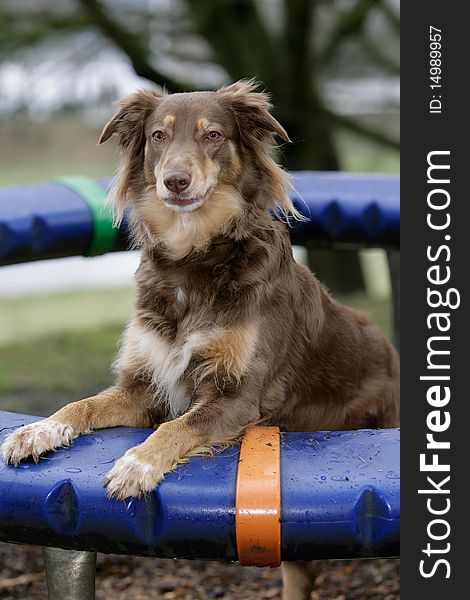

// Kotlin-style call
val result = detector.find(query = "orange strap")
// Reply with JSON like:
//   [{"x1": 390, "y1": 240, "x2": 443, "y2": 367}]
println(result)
[{"x1": 235, "y1": 426, "x2": 281, "y2": 567}]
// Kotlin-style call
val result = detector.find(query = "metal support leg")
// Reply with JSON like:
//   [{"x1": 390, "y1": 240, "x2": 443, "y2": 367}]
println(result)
[
  {"x1": 42, "y1": 547, "x2": 96, "y2": 600},
  {"x1": 387, "y1": 249, "x2": 400, "y2": 352}
]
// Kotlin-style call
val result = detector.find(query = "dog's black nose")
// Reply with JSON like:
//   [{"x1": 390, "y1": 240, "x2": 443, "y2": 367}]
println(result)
[{"x1": 163, "y1": 171, "x2": 191, "y2": 194}]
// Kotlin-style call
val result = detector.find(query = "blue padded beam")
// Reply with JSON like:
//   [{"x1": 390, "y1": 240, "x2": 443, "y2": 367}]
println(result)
[
  {"x1": 0, "y1": 179, "x2": 128, "y2": 265},
  {"x1": 0, "y1": 411, "x2": 399, "y2": 561},
  {"x1": 289, "y1": 172, "x2": 399, "y2": 247},
  {"x1": 0, "y1": 172, "x2": 399, "y2": 265}
]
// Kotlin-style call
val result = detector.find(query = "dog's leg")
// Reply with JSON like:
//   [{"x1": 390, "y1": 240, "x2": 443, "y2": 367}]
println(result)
[
  {"x1": 2, "y1": 382, "x2": 155, "y2": 466},
  {"x1": 104, "y1": 386, "x2": 260, "y2": 499},
  {"x1": 281, "y1": 561, "x2": 317, "y2": 600}
]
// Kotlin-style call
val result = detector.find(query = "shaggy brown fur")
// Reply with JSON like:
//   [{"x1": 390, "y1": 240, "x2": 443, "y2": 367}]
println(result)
[{"x1": 2, "y1": 80, "x2": 399, "y2": 600}]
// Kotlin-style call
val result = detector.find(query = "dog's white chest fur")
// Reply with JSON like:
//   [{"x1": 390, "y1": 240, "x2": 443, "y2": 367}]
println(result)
[{"x1": 117, "y1": 320, "x2": 211, "y2": 417}]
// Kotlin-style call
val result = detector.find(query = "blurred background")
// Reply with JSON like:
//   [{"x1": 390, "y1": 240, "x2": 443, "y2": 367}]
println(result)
[{"x1": 0, "y1": 1, "x2": 399, "y2": 598}]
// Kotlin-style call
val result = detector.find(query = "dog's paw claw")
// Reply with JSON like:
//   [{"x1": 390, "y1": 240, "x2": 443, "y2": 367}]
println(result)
[
  {"x1": 104, "y1": 448, "x2": 164, "y2": 500},
  {"x1": 1, "y1": 420, "x2": 76, "y2": 466}
]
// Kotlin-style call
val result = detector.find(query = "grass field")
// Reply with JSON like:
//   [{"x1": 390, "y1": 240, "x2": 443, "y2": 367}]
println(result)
[
  {"x1": 0, "y1": 286, "x2": 392, "y2": 416},
  {"x1": 0, "y1": 288, "x2": 132, "y2": 414},
  {"x1": 0, "y1": 116, "x2": 117, "y2": 186}
]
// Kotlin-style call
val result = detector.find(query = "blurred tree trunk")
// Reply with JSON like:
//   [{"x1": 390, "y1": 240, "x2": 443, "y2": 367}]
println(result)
[
  {"x1": 277, "y1": 0, "x2": 362, "y2": 292},
  {"x1": 276, "y1": 0, "x2": 339, "y2": 171}
]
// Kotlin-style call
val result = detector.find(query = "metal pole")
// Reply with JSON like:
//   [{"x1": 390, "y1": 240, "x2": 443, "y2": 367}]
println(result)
[{"x1": 42, "y1": 547, "x2": 96, "y2": 600}]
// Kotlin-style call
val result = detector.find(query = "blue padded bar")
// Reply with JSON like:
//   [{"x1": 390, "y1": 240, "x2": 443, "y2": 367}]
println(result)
[
  {"x1": 0, "y1": 411, "x2": 399, "y2": 561},
  {"x1": 280, "y1": 430, "x2": 400, "y2": 559},
  {"x1": 0, "y1": 172, "x2": 399, "y2": 265},
  {"x1": 0, "y1": 180, "x2": 128, "y2": 265},
  {"x1": 290, "y1": 172, "x2": 399, "y2": 247}
]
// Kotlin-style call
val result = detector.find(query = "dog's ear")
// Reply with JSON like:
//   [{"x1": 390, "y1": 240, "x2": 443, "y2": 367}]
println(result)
[
  {"x1": 98, "y1": 88, "x2": 164, "y2": 146},
  {"x1": 218, "y1": 80, "x2": 305, "y2": 222},
  {"x1": 217, "y1": 79, "x2": 290, "y2": 143},
  {"x1": 99, "y1": 89, "x2": 164, "y2": 225}
]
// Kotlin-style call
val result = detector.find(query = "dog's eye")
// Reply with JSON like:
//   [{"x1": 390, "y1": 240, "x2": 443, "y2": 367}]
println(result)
[
  {"x1": 205, "y1": 131, "x2": 223, "y2": 142},
  {"x1": 152, "y1": 130, "x2": 165, "y2": 142}
]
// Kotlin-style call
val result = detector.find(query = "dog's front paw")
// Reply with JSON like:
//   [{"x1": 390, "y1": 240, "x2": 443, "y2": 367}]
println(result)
[
  {"x1": 1, "y1": 419, "x2": 76, "y2": 466},
  {"x1": 104, "y1": 447, "x2": 167, "y2": 500}
]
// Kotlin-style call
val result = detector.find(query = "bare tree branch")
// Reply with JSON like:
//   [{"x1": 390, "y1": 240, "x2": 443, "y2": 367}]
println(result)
[
  {"x1": 77, "y1": 0, "x2": 188, "y2": 91},
  {"x1": 320, "y1": 0, "x2": 380, "y2": 65},
  {"x1": 0, "y1": 10, "x2": 89, "y2": 56},
  {"x1": 362, "y1": 35, "x2": 399, "y2": 74},
  {"x1": 186, "y1": 0, "x2": 276, "y2": 83},
  {"x1": 379, "y1": 0, "x2": 400, "y2": 32},
  {"x1": 323, "y1": 108, "x2": 400, "y2": 150}
]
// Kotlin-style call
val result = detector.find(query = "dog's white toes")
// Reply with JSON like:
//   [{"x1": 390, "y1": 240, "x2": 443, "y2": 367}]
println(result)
[
  {"x1": 104, "y1": 448, "x2": 165, "y2": 500},
  {"x1": 1, "y1": 419, "x2": 76, "y2": 466}
]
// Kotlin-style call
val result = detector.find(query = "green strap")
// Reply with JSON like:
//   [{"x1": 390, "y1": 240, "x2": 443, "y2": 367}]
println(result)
[{"x1": 53, "y1": 175, "x2": 118, "y2": 256}]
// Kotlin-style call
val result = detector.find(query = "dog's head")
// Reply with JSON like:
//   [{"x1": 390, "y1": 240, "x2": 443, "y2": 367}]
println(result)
[{"x1": 100, "y1": 79, "x2": 299, "y2": 257}]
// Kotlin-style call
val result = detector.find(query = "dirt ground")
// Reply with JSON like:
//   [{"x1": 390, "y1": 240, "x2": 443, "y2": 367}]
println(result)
[{"x1": 0, "y1": 542, "x2": 399, "y2": 599}]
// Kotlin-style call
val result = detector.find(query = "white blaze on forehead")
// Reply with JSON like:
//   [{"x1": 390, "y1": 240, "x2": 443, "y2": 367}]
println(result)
[{"x1": 117, "y1": 320, "x2": 217, "y2": 417}]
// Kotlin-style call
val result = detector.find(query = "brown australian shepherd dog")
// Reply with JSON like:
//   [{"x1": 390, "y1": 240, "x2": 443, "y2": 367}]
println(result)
[{"x1": 2, "y1": 80, "x2": 399, "y2": 599}]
